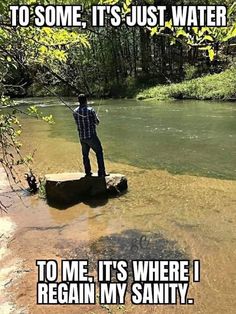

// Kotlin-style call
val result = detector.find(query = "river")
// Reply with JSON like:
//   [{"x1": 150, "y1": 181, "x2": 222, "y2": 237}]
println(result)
[
  {"x1": 1, "y1": 97, "x2": 236, "y2": 313},
  {"x1": 16, "y1": 97, "x2": 236, "y2": 180}
]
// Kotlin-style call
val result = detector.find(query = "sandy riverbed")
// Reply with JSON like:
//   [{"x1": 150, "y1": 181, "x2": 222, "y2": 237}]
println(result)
[{"x1": 1, "y1": 160, "x2": 236, "y2": 314}]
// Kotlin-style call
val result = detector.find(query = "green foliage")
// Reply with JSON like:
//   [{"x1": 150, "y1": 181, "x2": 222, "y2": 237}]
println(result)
[
  {"x1": 184, "y1": 65, "x2": 198, "y2": 80},
  {"x1": 0, "y1": 94, "x2": 54, "y2": 197},
  {"x1": 0, "y1": 109, "x2": 25, "y2": 187},
  {"x1": 122, "y1": 0, "x2": 132, "y2": 14},
  {"x1": 0, "y1": 0, "x2": 90, "y2": 199},
  {"x1": 150, "y1": 1, "x2": 236, "y2": 61},
  {"x1": 137, "y1": 67, "x2": 236, "y2": 101},
  {"x1": 27, "y1": 105, "x2": 54, "y2": 123},
  {"x1": 38, "y1": 177, "x2": 46, "y2": 199}
]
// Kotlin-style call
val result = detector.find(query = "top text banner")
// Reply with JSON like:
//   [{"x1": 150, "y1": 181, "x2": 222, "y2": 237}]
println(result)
[{"x1": 10, "y1": 5, "x2": 227, "y2": 28}]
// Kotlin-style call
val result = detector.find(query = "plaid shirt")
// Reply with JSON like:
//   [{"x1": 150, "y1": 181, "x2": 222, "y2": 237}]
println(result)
[{"x1": 73, "y1": 105, "x2": 99, "y2": 140}]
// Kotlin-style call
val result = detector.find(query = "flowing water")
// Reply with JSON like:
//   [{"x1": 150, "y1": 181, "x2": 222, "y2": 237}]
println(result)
[
  {"x1": 1, "y1": 97, "x2": 236, "y2": 313},
  {"x1": 16, "y1": 97, "x2": 236, "y2": 180}
]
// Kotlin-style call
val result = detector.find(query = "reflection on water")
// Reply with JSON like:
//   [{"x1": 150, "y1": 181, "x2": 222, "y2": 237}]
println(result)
[{"x1": 14, "y1": 97, "x2": 236, "y2": 180}]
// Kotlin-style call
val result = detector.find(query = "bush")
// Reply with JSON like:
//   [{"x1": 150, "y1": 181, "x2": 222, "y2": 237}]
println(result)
[
  {"x1": 184, "y1": 65, "x2": 198, "y2": 80},
  {"x1": 137, "y1": 67, "x2": 236, "y2": 101}
]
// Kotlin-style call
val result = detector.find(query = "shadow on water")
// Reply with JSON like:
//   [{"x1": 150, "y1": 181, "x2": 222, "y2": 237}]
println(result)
[
  {"x1": 47, "y1": 196, "x2": 109, "y2": 210},
  {"x1": 46, "y1": 191, "x2": 128, "y2": 210},
  {"x1": 57, "y1": 229, "x2": 188, "y2": 281}
]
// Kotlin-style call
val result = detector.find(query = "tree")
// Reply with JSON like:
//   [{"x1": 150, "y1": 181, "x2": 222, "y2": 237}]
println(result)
[{"x1": 0, "y1": 0, "x2": 90, "y2": 212}]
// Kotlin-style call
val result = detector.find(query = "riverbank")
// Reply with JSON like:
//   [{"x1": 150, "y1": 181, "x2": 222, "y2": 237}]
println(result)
[
  {"x1": 4, "y1": 67, "x2": 236, "y2": 101},
  {"x1": 0, "y1": 168, "x2": 22, "y2": 314},
  {"x1": 137, "y1": 67, "x2": 236, "y2": 101}
]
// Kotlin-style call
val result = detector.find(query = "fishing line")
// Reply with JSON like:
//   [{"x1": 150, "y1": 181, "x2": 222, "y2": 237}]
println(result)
[
  {"x1": 96, "y1": 97, "x2": 103, "y2": 116},
  {"x1": 42, "y1": 84, "x2": 87, "y2": 118},
  {"x1": 41, "y1": 75, "x2": 103, "y2": 119},
  {"x1": 96, "y1": 85, "x2": 104, "y2": 116}
]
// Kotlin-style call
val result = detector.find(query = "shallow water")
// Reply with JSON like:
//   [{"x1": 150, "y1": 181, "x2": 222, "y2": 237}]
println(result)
[{"x1": 2, "y1": 97, "x2": 236, "y2": 313}]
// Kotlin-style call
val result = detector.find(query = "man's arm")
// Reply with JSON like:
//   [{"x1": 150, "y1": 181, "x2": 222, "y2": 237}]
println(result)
[
  {"x1": 91, "y1": 109, "x2": 100, "y2": 125},
  {"x1": 73, "y1": 111, "x2": 78, "y2": 124}
]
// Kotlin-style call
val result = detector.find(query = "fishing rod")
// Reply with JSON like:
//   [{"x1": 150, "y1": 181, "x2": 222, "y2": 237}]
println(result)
[
  {"x1": 42, "y1": 83, "x2": 104, "y2": 119},
  {"x1": 42, "y1": 84, "x2": 93, "y2": 118},
  {"x1": 42, "y1": 84, "x2": 75, "y2": 113}
]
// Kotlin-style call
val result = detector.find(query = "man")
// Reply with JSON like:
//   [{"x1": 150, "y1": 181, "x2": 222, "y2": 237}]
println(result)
[{"x1": 73, "y1": 94, "x2": 107, "y2": 177}]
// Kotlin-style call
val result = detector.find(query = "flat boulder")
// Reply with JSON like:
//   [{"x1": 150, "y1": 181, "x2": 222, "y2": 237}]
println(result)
[{"x1": 45, "y1": 173, "x2": 127, "y2": 207}]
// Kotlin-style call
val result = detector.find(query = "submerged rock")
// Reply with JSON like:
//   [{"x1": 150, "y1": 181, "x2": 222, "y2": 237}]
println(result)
[{"x1": 45, "y1": 173, "x2": 127, "y2": 208}]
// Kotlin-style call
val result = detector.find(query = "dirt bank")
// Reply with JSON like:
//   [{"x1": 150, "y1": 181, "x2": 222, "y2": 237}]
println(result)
[{"x1": 0, "y1": 168, "x2": 23, "y2": 314}]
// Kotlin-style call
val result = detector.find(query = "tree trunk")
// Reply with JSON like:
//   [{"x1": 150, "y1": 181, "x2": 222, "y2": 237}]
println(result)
[{"x1": 140, "y1": 28, "x2": 152, "y2": 74}]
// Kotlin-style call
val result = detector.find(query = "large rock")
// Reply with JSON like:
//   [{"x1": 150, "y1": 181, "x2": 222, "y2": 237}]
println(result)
[{"x1": 45, "y1": 173, "x2": 127, "y2": 207}]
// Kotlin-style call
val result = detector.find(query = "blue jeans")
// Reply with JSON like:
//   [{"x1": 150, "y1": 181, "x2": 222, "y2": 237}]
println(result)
[{"x1": 80, "y1": 135, "x2": 106, "y2": 176}]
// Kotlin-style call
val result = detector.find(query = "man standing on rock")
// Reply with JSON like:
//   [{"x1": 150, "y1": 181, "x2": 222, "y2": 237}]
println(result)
[{"x1": 73, "y1": 94, "x2": 108, "y2": 177}]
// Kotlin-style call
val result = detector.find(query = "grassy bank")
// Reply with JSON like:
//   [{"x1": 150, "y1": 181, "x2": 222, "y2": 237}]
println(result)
[{"x1": 137, "y1": 67, "x2": 236, "y2": 101}]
